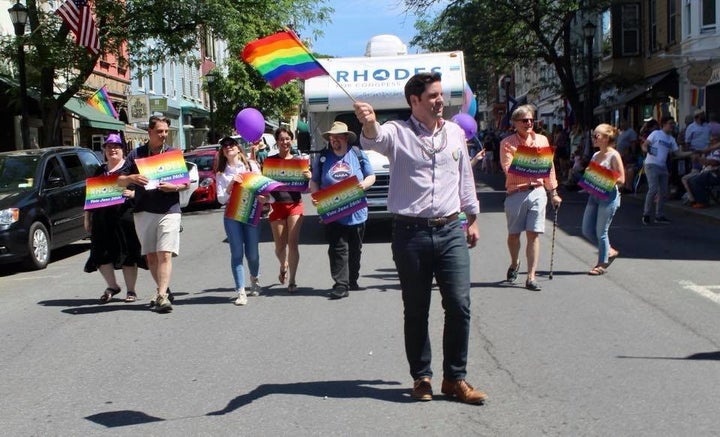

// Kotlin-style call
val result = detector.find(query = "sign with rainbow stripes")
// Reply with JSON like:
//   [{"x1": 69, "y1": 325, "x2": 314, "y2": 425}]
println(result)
[
  {"x1": 262, "y1": 158, "x2": 309, "y2": 192},
  {"x1": 311, "y1": 176, "x2": 367, "y2": 224},
  {"x1": 508, "y1": 145, "x2": 554, "y2": 178},
  {"x1": 84, "y1": 174, "x2": 125, "y2": 210},
  {"x1": 224, "y1": 173, "x2": 283, "y2": 225},
  {"x1": 578, "y1": 161, "x2": 619, "y2": 200},
  {"x1": 134, "y1": 149, "x2": 189, "y2": 190}
]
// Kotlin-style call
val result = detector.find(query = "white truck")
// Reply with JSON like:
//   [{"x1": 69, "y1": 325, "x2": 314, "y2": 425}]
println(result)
[{"x1": 303, "y1": 35, "x2": 468, "y2": 219}]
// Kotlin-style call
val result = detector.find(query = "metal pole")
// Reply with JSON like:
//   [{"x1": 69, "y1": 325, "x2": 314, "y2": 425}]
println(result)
[
  {"x1": 586, "y1": 36, "x2": 594, "y2": 130},
  {"x1": 505, "y1": 76, "x2": 511, "y2": 124},
  {"x1": 16, "y1": 27, "x2": 30, "y2": 149},
  {"x1": 208, "y1": 84, "x2": 215, "y2": 144}
]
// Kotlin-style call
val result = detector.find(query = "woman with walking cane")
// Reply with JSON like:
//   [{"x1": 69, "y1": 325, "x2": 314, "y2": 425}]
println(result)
[
  {"x1": 578, "y1": 123, "x2": 624, "y2": 275},
  {"x1": 500, "y1": 105, "x2": 562, "y2": 291}
]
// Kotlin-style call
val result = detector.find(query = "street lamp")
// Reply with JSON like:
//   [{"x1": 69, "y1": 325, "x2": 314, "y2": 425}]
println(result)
[
  {"x1": 503, "y1": 74, "x2": 512, "y2": 127},
  {"x1": 583, "y1": 20, "x2": 597, "y2": 130},
  {"x1": 8, "y1": 0, "x2": 30, "y2": 150},
  {"x1": 205, "y1": 71, "x2": 217, "y2": 144}
]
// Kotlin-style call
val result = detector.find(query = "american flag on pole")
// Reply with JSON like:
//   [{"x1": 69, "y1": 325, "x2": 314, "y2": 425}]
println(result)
[{"x1": 55, "y1": 0, "x2": 100, "y2": 55}]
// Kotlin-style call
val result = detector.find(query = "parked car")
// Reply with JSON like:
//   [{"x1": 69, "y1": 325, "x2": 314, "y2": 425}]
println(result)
[
  {"x1": 183, "y1": 149, "x2": 218, "y2": 207},
  {"x1": 0, "y1": 147, "x2": 101, "y2": 269},
  {"x1": 179, "y1": 160, "x2": 200, "y2": 208}
]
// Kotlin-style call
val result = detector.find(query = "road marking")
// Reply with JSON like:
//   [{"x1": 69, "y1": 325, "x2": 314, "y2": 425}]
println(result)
[{"x1": 679, "y1": 280, "x2": 720, "y2": 304}]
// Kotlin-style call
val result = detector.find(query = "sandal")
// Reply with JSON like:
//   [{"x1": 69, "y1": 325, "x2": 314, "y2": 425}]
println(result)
[
  {"x1": 125, "y1": 291, "x2": 137, "y2": 302},
  {"x1": 287, "y1": 283, "x2": 297, "y2": 293},
  {"x1": 608, "y1": 251, "x2": 620, "y2": 265},
  {"x1": 588, "y1": 266, "x2": 607, "y2": 276},
  {"x1": 99, "y1": 286, "x2": 121, "y2": 304},
  {"x1": 279, "y1": 265, "x2": 288, "y2": 285}
]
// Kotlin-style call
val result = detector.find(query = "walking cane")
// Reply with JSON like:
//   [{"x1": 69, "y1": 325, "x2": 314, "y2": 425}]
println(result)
[{"x1": 549, "y1": 205, "x2": 559, "y2": 280}]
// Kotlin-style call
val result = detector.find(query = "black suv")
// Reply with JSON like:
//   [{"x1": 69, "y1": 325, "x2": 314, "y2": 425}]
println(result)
[{"x1": 0, "y1": 147, "x2": 101, "y2": 269}]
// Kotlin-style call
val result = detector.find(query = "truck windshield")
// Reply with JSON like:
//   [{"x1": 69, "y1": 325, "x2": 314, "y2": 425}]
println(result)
[{"x1": 0, "y1": 155, "x2": 40, "y2": 191}]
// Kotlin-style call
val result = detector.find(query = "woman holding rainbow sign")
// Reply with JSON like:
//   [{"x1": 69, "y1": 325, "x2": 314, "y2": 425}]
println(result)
[
  {"x1": 264, "y1": 127, "x2": 312, "y2": 293},
  {"x1": 579, "y1": 124, "x2": 624, "y2": 276},
  {"x1": 216, "y1": 136, "x2": 268, "y2": 306}
]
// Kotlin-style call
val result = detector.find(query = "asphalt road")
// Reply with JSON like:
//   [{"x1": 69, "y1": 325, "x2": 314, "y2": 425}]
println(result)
[{"x1": 1, "y1": 180, "x2": 719, "y2": 436}]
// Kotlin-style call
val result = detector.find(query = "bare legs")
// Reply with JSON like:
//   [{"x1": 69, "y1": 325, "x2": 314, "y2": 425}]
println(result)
[
  {"x1": 507, "y1": 231, "x2": 540, "y2": 281},
  {"x1": 270, "y1": 214, "x2": 303, "y2": 287},
  {"x1": 146, "y1": 250, "x2": 172, "y2": 296}
]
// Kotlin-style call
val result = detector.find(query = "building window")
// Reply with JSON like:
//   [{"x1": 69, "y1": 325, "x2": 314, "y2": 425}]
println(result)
[
  {"x1": 620, "y1": 3, "x2": 641, "y2": 56},
  {"x1": 648, "y1": 0, "x2": 657, "y2": 52},
  {"x1": 668, "y1": 0, "x2": 677, "y2": 45},
  {"x1": 138, "y1": 71, "x2": 144, "y2": 89},
  {"x1": 148, "y1": 67, "x2": 154, "y2": 94},
  {"x1": 701, "y1": 0, "x2": 716, "y2": 31},
  {"x1": 601, "y1": 10, "x2": 612, "y2": 57}
]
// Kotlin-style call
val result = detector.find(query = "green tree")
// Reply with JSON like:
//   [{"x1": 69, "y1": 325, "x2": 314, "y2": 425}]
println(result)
[
  {"x1": 0, "y1": 0, "x2": 332, "y2": 147},
  {"x1": 407, "y1": 0, "x2": 611, "y2": 127}
]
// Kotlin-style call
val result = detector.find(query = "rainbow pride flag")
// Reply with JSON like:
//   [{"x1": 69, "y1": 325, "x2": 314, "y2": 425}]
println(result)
[
  {"x1": 135, "y1": 149, "x2": 189, "y2": 190},
  {"x1": 508, "y1": 145, "x2": 554, "y2": 178},
  {"x1": 262, "y1": 158, "x2": 309, "y2": 192},
  {"x1": 224, "y1": 173, "x2": 283, "y2": 225},
  {"x1": 311, "y1": 176, "x2": 367, "y2": 224},
  {"x1": 84, "y1": 174, "x2": 125, "y2": 210},
  {"x1": 87, "y1": 86, "x2": 118, "y2": 119},
  {"x1": 242, "y1": 30, "x2": 329, "y2": 88},
  {"x1": 578, "y1": 161, "x2": 619, "y2": 200}
]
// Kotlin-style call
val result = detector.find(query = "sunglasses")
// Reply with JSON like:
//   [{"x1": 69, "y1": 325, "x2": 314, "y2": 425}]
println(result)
[
  {"x1": 515, "y1": 118, "x2": 534, "y2": 123},
  {"x1": 221, "y1": 142, "x2": 238, "y2": 148}
]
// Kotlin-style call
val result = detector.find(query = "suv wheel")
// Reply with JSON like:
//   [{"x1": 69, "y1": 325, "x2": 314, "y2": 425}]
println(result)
[{"x1": 24, "y1": 222, "x2": 50, "y2": 270}]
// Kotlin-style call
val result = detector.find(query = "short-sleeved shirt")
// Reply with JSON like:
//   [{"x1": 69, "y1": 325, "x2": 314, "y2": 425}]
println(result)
[
  {"x1": 122, "y1": 144, "x2": 181, "y2": 214},
  {"x1": 644, "y1": 130, "x2": 678, "y2": 166},
  {"x1": 312, "y1": 147, "x2": 373, "y2": 226}
]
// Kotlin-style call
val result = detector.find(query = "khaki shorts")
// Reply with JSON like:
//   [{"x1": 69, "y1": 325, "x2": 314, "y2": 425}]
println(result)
[
  {"x1": 504, "y1": 187, "x2": 547, "y2": 234},
  {"x1": 133, "y1": 212, "x2": 181, "y2": 256}
]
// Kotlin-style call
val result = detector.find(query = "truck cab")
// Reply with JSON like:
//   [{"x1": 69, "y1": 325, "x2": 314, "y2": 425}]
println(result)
[{"x1": 303, "y1": 35, "x2": 467, "y2": 219}]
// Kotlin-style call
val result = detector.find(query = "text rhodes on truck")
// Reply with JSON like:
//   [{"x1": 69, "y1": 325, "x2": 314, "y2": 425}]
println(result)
[{"x1": 303, "y1": 35, "x2": 468, "y2": 220}]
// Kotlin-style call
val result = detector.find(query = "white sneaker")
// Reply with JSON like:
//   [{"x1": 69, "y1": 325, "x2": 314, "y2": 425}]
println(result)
[
  {"x1": 248, "y1": 277, "x2": 261, "y2": 297},
  {"x1": 234, "y1": 289, "x2": 248, "y2": 306}
]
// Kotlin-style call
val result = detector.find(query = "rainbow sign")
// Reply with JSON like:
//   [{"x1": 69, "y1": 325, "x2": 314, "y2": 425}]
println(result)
[
  {"x1": 311, "y1": 176, "x2": 367, "y2": 224},
  {"x1": 224, "y1": 173, "x2": 283, "y2": 225},
  {"x1": 578, "y1": 161, "x2": 620, "y2": 200},
  {"x1": 262, "y1": 158, "x2": 309, "y2": 192},
  {"x1": 508, "y1": 145, "x2": 554, "y2": 178},
  {"x1": 84, "y1": 174, "x2": 125, "y2": 210},
  {"x1": 134, "y1": 149, "x2": 189, "y2": 190}
]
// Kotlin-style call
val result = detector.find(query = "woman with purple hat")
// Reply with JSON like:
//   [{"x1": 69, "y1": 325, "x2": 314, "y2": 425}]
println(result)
[{"x1": 84, "y1": 133, "x2": 147, "y2": 303}]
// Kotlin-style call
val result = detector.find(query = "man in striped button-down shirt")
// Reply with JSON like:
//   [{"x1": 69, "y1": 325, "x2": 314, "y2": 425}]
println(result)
[{"x1": 354, "y1": 72, "x2": 486, "y2": 405}]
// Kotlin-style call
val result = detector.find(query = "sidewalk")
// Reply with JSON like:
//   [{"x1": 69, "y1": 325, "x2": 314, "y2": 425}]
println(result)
[{"x1": 473, "y1": 170, "x2": 720, "y2": 223}]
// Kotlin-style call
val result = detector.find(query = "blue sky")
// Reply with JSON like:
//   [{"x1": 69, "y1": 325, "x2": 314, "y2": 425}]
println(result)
[{"x1": 309, "y1": 0, "x2": 435, "y2": 57}]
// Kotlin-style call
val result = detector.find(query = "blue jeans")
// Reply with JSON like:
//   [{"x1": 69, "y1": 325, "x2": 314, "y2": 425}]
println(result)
[
  {"x1": 687, "y1": 169, "x2": 719, "y2": 205},
  {"x1": 391, "y1": 219, "x2": 471, "y2": 381},
  {"x1": 643, "y1": 164, "x2": 669, "y2": 217},
  {"x1": 223, "y1": 217, "x2": 260, "y2": 290},
  {"x1": 582, "y1": 191, "x2": 621, "y2": 265}
]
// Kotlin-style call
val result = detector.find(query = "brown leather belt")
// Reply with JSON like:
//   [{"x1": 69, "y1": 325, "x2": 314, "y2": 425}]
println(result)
[
  {"x1": 507, "y1": 185, "x2": 542, "y2": 196},
  {"x1": 394, "y1": 213, "x2": 459, "y2": 227}
]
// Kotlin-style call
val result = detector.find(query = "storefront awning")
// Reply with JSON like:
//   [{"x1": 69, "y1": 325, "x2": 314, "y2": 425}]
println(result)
[
  {"x1": 180, "y1": 99, "x2": 209, "y2": 116},
  {"x1": 64, "y1": 97, "x2": 125, "y2": 130},
  {"x1": 599, "y1": 71, "x2": 675, "y2": 110}
]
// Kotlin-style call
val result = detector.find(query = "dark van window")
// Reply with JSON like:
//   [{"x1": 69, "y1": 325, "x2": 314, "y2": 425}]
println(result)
[
  {"x1": 43, "y1": 157, "x2": 66, "y2": 189},
  {"x1": 77, "y1": 149, "x2": 101, "y2": 176},
  {"x1": 60, "y1": 154, "x2": 86, "y2": 184}
]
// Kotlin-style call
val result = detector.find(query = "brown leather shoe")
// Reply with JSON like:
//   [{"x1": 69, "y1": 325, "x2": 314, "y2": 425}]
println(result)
[
  {"x1": 411, "y1": 377, "x2": 433, "y2": 401},
  {"x1": 441, "y1": 379, "x2": 487, "y2": 404}
]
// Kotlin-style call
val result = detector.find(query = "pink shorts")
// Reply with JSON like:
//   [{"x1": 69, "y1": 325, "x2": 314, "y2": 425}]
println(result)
[{"x1": 269, "y1": 201, "x2": 304, "y2": 221}]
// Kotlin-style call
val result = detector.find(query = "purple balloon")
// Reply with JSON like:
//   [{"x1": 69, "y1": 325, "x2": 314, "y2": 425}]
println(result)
[
  {"x1": 452, "y1": 113, "x2": 478, "y2": 140},
  {"x1": 234, "y1": 108, "x2": 265, "y2": 143}
]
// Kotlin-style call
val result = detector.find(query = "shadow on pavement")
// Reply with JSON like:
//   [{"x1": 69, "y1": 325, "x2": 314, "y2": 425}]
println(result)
[
  {"x1": 206, "y1": 379, "x2": 410, "y2": 416},
  {"x1": 616, "y1": 350, "x2": 720, "y2": 361},
  {"x1": 0, "y1": 241, "x2": 91, "y2": 277},
  {"x1": 85, "y1": 410, "x2": 164, "y2": 428}
]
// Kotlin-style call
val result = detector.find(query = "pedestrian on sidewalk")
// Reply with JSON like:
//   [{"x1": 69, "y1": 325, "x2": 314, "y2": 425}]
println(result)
[
  {"x1": 354, "y1": 72, "x2": 486, "y2": 404},
  {"x1": 580, "y1": 124, "x2": 624, "y2": 276},
  {"x1": 500, "y1": 104, "x2": 562, "y2": 291},
  {"x1": 640, "y1": 116, "x2": 691, "y2": 225}
]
